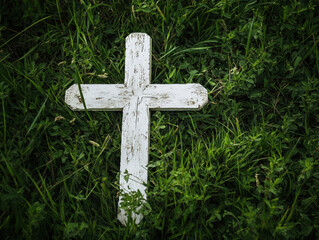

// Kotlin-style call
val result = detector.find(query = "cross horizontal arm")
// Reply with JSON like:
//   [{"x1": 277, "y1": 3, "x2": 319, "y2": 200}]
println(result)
[
  {"x1": 65, "y1": 84, "x2": 131, "y2": 111},
  {"x1": 144, "y1": 83, "x2": 208, "y2": 110}
]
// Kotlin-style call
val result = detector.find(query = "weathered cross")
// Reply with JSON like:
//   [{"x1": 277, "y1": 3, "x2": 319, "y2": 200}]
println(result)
[{"x1": 65, "y1": 33, "x2": 208, "y2": 225}]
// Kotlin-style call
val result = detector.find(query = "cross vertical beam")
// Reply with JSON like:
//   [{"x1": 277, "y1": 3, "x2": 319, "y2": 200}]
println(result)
[{"x1": 118, "y1": 34, "x2": 152, "y2": 224}]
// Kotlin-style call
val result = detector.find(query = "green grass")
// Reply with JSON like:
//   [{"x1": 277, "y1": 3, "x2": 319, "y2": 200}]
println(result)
[{"x1": 1, "y1": 0, "x2": 319, "y2": 239}]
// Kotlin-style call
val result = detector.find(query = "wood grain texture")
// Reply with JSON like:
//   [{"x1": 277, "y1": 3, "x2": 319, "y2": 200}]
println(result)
[
  {"x1": 65, "y1": 84, "x2": 129, "y2": 111},
  {"x1": 125, "y1": 33, "x2": 151, "y2": 88},
  {"x1": 144, "y1": 83, "x2": 208, "y2": 110},
  {"x1": 118, "y1": 33, "x2": 152, "y2": 225},
  {"x1": 64, "y1": 32, "x2": 209, "y2": 225},
  {"x1": 118, "y1": 98, "x2": 150, "y2": 225},
  {"x1": 65, "y1": 83, "x2": 208, "y2": 112}
]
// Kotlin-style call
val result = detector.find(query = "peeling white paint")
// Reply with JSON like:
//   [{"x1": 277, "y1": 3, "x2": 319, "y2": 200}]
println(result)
[{"x1": 65, "y1": 33, "x2": 208, "y2": 225}]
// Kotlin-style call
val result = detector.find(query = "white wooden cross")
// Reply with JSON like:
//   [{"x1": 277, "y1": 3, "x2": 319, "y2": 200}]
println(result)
[{"x1": 65, "y1": 33, "x2": 208, "y2": 225}]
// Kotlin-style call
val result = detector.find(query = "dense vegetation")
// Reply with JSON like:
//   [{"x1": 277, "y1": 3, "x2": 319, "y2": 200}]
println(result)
[{"x1": 1, "y1": 0, "x2": 318, "y2": 239}]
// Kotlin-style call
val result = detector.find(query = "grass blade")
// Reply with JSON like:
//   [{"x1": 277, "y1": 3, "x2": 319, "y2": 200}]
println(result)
[{"x1": 26, "y1": 98, "x2": 47, "y2": 136}]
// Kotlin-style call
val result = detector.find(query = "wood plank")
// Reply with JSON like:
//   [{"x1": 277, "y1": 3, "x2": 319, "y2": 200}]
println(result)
[
  {"x1": 125, "y1": 33, "x2": 152, "y2": 89},
  {"x1": 65, "y1": 84, "x2": 130, "y2": 111},
  {"x1": 117, "y1": 33, "x2": 152, "y2": 225},
  {"x1": 117, "y1": 98, "x2": 150, "y2": 225},
  {"x1": 143, "y1": 83, "x2": 208, "y2": 110}
]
